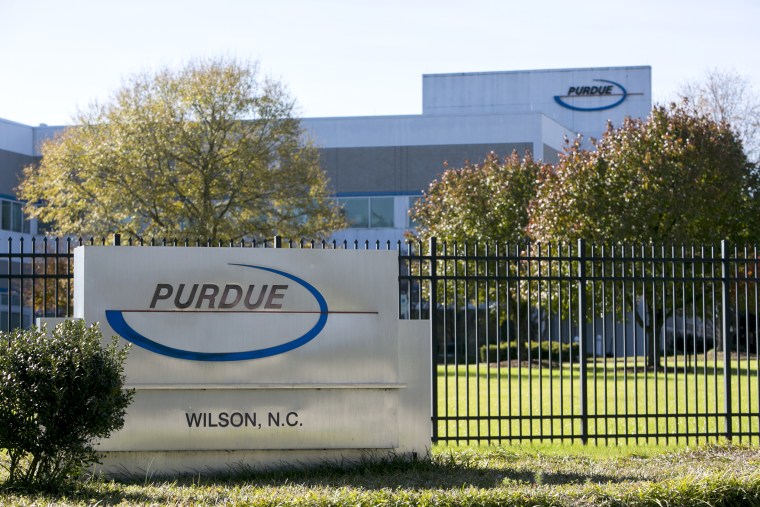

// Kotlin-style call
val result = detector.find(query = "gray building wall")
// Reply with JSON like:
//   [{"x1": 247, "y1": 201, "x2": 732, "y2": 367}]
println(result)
[
  {"x1": 320, "y1": 142, "x2": 532, "y2": 194},
  {"x1": 0, "y1": 149, "x2": 37, "y2": 197},
  {"x1": 542, "y1": 144, "x2": 561, "y2": 165}
]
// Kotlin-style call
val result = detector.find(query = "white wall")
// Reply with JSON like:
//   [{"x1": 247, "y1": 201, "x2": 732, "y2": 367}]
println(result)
[
  {"x1": 303, "y1": 112, "x2": 550, "y2": 150},
  {"x1": 0, "y1": 119, "x2": 34, "y2": 156},
  {"x1": 422, "y1": 66, "x2": 652, "y2": 141}
]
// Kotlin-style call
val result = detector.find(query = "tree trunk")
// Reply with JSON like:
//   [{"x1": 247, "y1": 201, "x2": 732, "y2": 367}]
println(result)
[{"x1": 635, "y1": 300, "x2": 663, "y2": 370}]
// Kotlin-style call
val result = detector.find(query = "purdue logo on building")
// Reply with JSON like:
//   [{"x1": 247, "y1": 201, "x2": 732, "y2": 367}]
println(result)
[
  {"x1": 554, "y1": 79, "x2": 628, "y2": 111},
  {"x1": 105, "y1": 263, "x2": 328, "y2": 362}
]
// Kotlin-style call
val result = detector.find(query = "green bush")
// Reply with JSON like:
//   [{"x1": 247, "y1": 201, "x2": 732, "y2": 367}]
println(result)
[
  {"x1": 480, "y1": 339, "x2": 580, "y2": 364},
  {"x1": 0, "y1": 320, "x2": 133, "y2": 490}
]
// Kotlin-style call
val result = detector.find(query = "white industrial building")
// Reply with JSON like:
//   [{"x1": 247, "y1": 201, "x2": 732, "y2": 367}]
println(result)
[{"x1": 0, "y1": 65, "x2": 652, "y2": 245}]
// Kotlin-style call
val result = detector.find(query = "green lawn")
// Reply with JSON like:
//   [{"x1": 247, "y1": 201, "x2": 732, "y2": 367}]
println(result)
[{"x1": 436, "y1": 353, "x2": 760, "y2": 446}]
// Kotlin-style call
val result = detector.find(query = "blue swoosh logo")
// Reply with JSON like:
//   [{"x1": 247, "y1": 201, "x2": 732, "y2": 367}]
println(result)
[
  {"x1": 105, "y1": 264, "x2": 328, "y2": 362},
  {"x1": 554, "y1": 79, "x2": 627, "y2": 111}
]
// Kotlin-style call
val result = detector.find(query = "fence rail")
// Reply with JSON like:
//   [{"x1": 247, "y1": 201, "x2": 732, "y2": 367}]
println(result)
[
  {"x1": 2, "y1": 236, "x2": 758, "y2": 446},
  {"x1": 399, "y1": 239, "x2": 760, "y2": 446}
]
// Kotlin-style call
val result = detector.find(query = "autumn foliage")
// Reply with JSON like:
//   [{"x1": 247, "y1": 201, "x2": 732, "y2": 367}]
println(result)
[
  {"x1": 18, "y1": 58, "x2": 345, "y2": 241},
  {"x1": 529, "y1": 103, "x2": 760, "y2": 245},
  {"x1": 412, "y1": 103, "x2": 760, "y2": 246},
  {"x1": 411, "y1": 152, "x2": 543, "y2": 244}
]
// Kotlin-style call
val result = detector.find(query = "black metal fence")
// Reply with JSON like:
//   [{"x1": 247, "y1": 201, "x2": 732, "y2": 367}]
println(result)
[
  {"x1": 399, "y1": 238, "x2": 760, "y2": 446},
  {"x1": 3, "y1": 236, "x2": 759, "y2": 446},
  {"x1": 1, "y1": 237, "x2": 79, "y2": 331}
]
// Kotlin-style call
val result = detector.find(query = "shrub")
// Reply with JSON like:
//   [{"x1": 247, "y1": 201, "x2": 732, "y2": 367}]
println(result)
[
  {"x1": 0, "y1": 320, "x2": 133, "y2": 490},
  {"x1": 480, "y1": 340, "x2": 579, "y2": 364}
]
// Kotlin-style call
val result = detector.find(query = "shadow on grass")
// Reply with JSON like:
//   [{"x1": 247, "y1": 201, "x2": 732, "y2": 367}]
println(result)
[
  {"x1": 0, "y1": 451, "x2": 654, "y2": 504},
  {"x1": 0, "y1": 485, "x2": 175, "y2": 507},
  {"x1": 88, "y1": 452, "x2": 637, "y2": 495}
]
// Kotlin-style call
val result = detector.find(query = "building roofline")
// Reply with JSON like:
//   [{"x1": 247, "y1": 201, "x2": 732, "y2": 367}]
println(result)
[
  {"x1": 423, "y1": 65, "x2": 651, "y2": 79},
  {"x1": 0, "y1": 117, "x2": 67, "y2": 129}
]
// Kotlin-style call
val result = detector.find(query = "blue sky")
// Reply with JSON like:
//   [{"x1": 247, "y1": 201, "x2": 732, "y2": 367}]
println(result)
[{"x1": 1, "y1": 0, "x2": 758, "y2": 126}]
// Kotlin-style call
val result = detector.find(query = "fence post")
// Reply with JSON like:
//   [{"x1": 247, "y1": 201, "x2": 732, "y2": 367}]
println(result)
[
  {"x1": 274, "y1": 236, "x2": 282, "y2": 249},
  {"x1": 577, "y1": 238, "x2": 589, "y2": 444},
  {"x1": 5, "y1": 238, "x2": 11, "y2": 333},
  {"x1": 721, "y1": 240, "x2": 733, "y2": 441},
  {"x1": 429, "y1": 237, "x2": 439, "y2": 443},
  {"x1": 113, "y1": 233, "x2": 121, "y2": 246}
]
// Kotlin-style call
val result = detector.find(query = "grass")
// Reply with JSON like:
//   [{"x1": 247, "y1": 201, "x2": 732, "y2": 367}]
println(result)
[
  {"x1": 2, "y1": 355, "x2": 758, "y2": 505},
  {"x1": 436, "y1": 353, "x2": 760, "y2": 446},
  {"x1": 1, "y1": 444, "x2": 760, "y2": 506}
]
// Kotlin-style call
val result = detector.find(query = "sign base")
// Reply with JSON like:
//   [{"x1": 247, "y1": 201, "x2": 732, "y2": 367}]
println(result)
[{"x1": 92, "y1": 320, "x2": 430, "y2": 477}]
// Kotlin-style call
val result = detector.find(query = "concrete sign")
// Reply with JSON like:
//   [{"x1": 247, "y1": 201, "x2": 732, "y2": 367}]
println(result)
[{"x1": 74, "y1": 246, "x2": 430, "y2": 474}]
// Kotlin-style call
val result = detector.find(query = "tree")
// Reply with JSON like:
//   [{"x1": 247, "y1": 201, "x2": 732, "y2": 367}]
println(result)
[
  {"x1": 528, "y1": 102, "x2": 760, "y2": 367},
  {"x1": 18, "y1": 58, "x2": 345, "y2": 240},
  {"x1": 409, "y1": 152, "x2": 543, "y2": 358},
  {"x1": 677, "y1": 68, "x2": 760, "y2": 164},
  {"x1": 528, "y1": 103, "x2": 759, "y2": 244},
  {"x1": 410, "y1": 151, "x2": 543, "y2": 244}
]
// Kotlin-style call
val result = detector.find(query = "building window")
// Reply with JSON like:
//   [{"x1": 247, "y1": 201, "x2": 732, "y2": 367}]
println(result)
[
  {"x1": 0, "y1": 199, "x2": 31, "y2": 234},
  {"x1": 1, "y1": 201, "x2": 10, "y2": 231},
  {"x1": 337, "y1": 196, "x2": 395, "y2": 229},
  {"x1": 369, "y1": 197, "x2": 393, "y2": 228},
  {"x1": 338, "y1": 197, "x2": 369, "y2": 228}
]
